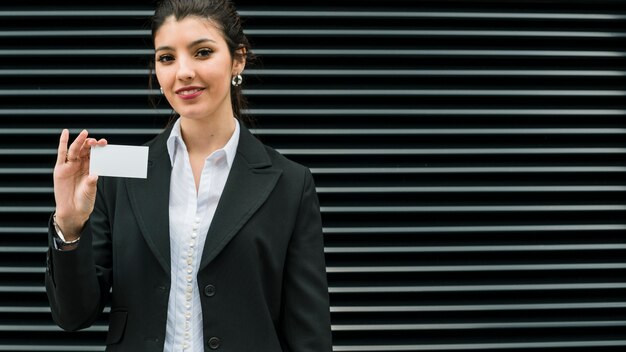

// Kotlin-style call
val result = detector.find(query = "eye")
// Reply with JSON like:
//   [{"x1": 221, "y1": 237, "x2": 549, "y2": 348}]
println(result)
[
  {"x1": 195, "y1": 48, "x2": 213, "y2": 58},
  {"x1": 157, "y1": 54, "x2": 174, "y2": 63}
]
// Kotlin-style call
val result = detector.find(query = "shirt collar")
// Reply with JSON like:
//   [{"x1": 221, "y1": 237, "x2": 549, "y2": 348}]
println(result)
[{"x1": 166, "y1": 117, "x2": 240, "y2": 167}]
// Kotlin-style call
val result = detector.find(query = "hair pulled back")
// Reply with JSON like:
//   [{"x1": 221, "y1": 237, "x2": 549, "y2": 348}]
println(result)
[{"x1": 151, "y1": 0, "x2": 254, "y2": 126}]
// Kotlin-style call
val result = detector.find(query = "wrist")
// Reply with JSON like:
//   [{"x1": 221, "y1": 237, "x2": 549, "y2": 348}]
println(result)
[
  {"x1": 53, "y1": 213, "x2": 85, "y2": 242},
  {"x1": 53, "y1": 235, "x2": 80, "y2": 251}
]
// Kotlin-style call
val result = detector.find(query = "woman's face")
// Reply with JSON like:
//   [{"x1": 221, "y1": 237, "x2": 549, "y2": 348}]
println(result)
[{"x1": 154, "y1": 16, "x2": 244, "y2": 121}]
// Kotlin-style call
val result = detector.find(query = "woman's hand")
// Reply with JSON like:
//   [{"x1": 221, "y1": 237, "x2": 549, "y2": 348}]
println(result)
[{"x1": 53, "y1": 129, "x2": 107, "y2": 240}]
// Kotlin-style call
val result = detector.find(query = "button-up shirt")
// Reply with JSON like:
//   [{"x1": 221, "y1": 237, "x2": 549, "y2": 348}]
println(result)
[{"x1": 163, "y1": 118, "x2": 240, "y2": 351}]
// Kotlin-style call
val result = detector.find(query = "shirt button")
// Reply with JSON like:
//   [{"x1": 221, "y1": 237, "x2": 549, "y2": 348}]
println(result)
[
  {"x1": 204, "y1": 284, "x2": 216, "y2": 297},
  {"x1": 207, "y1": 337, "x2": 220, "y2": 350}
]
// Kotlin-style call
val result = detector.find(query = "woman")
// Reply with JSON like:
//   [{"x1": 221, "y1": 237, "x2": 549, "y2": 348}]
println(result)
[{"x1": 45, "y1": 0, "x2": 332, "y2": 350}]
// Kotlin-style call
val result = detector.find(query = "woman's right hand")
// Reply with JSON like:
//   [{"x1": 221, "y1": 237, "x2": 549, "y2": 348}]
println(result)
[{"x1": 53, "y1": 129, "x2": 107, "y2": 240}]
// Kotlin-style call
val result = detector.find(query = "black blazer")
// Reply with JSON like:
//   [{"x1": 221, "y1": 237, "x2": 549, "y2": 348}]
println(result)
[{"x1": 45, "y1": 124, "x2": 332, "y2": 351}]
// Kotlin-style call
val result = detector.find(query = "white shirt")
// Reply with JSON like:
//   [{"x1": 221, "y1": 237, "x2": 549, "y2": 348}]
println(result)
[{"x1": 163, "y1": 118, "x2": 240, "y2": 352}]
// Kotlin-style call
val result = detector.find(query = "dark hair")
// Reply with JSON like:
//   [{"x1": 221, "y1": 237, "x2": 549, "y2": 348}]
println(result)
[{"x1": 150, "y1": 0, "x2": 255, "y2": 127}]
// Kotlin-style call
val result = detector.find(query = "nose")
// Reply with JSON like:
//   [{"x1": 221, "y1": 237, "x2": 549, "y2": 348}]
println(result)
[{"x1": 176, "y1": 56, "x2": 195, "y2": 81}]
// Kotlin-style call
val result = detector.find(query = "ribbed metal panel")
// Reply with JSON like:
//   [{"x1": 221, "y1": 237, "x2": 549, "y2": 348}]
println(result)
[{"x1": 1, "y1": 1, "x2": 625, "y2": 351}]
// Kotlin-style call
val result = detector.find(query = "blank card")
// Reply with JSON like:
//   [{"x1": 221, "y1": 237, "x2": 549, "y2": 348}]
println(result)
[{"x1": 90, "y1": 145, "x2": 149, "y2": 179}]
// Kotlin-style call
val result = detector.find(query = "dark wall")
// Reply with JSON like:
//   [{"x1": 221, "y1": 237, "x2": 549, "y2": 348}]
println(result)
[{"x1": 0, "y1": 1, "x2": 625, "y2": 351}]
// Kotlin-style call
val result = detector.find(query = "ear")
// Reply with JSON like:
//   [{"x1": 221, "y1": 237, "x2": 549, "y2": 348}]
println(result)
[{"x1": 232, "y1": 46, "x2": 247, "y2": 75}]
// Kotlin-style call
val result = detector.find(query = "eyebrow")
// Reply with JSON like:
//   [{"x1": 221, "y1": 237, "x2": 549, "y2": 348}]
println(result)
[{"x1": 155, "y1": 38, "x2": 217, "y2": 53}]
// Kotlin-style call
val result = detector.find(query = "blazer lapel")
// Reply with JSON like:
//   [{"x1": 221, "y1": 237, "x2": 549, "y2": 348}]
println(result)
[
  {"x1": 124, "y1": 128, "x2": 173, "y2": 276},
  {"x1": 199, "y1": 126, "x2": 282, "y2": 270}
]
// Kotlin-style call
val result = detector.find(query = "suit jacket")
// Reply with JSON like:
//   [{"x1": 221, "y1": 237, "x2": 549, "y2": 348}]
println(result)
[{"x1": 45, "y1": 124, "x2": 333, "y2": 351}]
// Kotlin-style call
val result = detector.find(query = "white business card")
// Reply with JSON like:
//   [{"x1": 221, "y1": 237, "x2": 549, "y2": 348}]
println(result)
[{"x1": 90, "y1": 145, "x2": 149, "y2": 179}]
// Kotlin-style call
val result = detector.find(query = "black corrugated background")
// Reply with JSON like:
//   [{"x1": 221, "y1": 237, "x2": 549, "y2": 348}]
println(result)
[{"x1": 1, "y1": 0, "x2": 625, "y2": 351}]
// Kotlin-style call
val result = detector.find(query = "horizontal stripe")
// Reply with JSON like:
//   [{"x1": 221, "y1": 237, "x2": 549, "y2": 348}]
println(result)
[
  {"x1": 333, "y1": 340, "x2": 626, "y2": 351},
  {"x1": 325, "y1": 244, "x2": 626, "y2": 253},
  {"x1": 315, "y1": 186, "x2": 626, "y2": 193},
  {"x1": 331, "y1": 320, "x2": 626, "y2": 331},
  {"x1": 280, "y1": 148, "x2": 626, "y2": 155},
  {"x1": 4, "y1": 167, "x2": 626, "y2": 175},
  {"x1": 320, "y1": 205, "x2": 626, "y2": 212},
  {"x1": 0, "y1": 109, "x2": 623, "y2": 116},
  {"x1": 0, "y1": 325, "x2": 107, "y2": 332},
  {"x1": 4, "y1": 148, "x2": 625, "y2": 156},
  {"x1": 1, "y1": 302, "x2": 624, "y2": 314},
  {"x1": 3, "y1": 243, "x2": 626, "y2": 255},
  {"x1": 1, "y1": 186, "x2": 624, "y2": 194},
  {"x1": 3, "y1": 283, "x2": 625, "y2": 294},
  {"x1": 2, "y1": 29, "x2": 624, "y2": 38},
  {"x1": 1, "y1": 128, "x2": 624, "y2": 136},
  {"x1": 310, "y1": 167, "x2": 626, "y2": 174},
  {"x1": 324, "y1": 224, "x2": 626, "y2": 234},
  {"x1": 0, "y1": 346, "x2": 103, "y2": 352},
  {"x1": 329, "y1": 283, "x2": 626, "y2": 293},
  {"x1": 330, "y1": 302, "x2": 626, "y2": 312},
  {"x1": 3, "y1": 204, "x2": 625, "y2": 213},
  {"x1": 0, "y1": 10, "x2": 624, "y2": 20},
  {"x1": 1, "y1": 49, "x2": 625, "y2": 57},
  {"x1": 7, "y1": 263, "x2": 624, "y2": 274},
  {"x1": 2, "y1": 69, "x2": 624, "y2": 77},
  {"x1": 0, "y1": 227, "x2": 46, "y2": 233},
  {"x1": 1, "y1": 89, "x2": 624, "y2": 96},
  {"x1": 326, "y1": 263, "x2": 626, "y2": 273}
]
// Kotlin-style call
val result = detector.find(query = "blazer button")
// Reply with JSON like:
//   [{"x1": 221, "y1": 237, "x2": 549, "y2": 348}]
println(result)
[
  {"x1": 204, "y1": 284, "x2": 216, "y2": 297},
  {"x1": 207, "y1": 336, "x2": 220, "y2": 349}
]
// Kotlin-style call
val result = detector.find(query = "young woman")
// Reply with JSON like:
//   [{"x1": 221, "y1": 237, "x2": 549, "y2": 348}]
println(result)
[{"x1": 45, "y1": 0, "x2": 332, "y2": 350}]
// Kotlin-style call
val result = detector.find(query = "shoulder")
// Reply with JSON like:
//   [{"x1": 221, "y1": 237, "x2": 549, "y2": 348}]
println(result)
[
  {"x1": 264, "y1": 144, "x2": 307, "y2": 173},
  {"x1": 238, "y1": 125, "x2": 311, "y2": 181},
  {"x1": 260, "y1": 143, "x2": 316, "y2": 194}
]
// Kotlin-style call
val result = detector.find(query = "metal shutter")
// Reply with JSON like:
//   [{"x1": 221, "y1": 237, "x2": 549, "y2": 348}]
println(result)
[{"x1": 0, "y1": 1, "x2": 624, "y2": 351}]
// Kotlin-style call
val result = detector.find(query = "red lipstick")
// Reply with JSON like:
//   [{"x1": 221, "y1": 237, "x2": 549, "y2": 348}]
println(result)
[{"x1": 175, "y1": 86, "x2": 204, "y2": 100}]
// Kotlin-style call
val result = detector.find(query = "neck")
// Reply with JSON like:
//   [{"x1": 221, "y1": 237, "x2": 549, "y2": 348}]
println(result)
[{"x1": 179, "y1": 113, "x2": 236, "y2": 157}]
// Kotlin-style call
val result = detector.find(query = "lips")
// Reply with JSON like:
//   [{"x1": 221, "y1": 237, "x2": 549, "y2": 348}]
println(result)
[{"x1": 175, "y1": 86, "x2": 205, "y2": 100}]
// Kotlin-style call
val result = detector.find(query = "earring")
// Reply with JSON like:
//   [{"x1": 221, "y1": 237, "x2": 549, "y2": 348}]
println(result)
[
  {"x1": 159, "y1": 87, "x2": 163, "y2": 94},
  {"x1": 231, "y1": 74, "x2": 243, "y2": 87}
]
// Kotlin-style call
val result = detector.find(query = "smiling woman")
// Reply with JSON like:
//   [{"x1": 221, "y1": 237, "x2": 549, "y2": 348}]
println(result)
[
  {"x1": 152, "y1": 0, "x2": 253, "y2": 127},
  {"x1": 154, "y1": 17, "x2": 244, "y2": 125},
  {"x1": 45, "y1": 0, "x2": 332, "y2": 351}
]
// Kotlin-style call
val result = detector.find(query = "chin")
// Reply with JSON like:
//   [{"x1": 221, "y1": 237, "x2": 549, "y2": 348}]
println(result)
[{"x1": 176, "y1": 109, "x2": 212, "y2": 120}]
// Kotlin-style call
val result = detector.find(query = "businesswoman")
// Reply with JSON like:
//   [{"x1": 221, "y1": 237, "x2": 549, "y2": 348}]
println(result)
[{"x1": 45, "y1": 0, "x2": 332, "y2": 350}]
